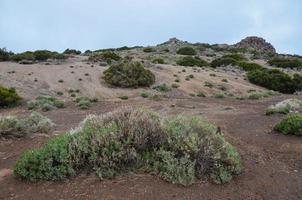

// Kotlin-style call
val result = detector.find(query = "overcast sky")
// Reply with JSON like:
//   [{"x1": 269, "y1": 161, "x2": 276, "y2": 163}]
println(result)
[{"x1": 0, "y1": 0, "x2": 301, "y2": 54}]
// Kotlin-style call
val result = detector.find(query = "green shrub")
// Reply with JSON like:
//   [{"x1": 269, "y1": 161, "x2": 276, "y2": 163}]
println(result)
[
  {"x1": 27, "y1": 96, "x2": 65, "y2": 111},
  {"x1": 247, "y1": 69, "x2": 302, "y2": 94},
  {"x1": 204, "y1": 81, "x2": 213, "y2": 88},
  {"x1": 171, "y1": 84, "x2": 179, "y2": 88},
  {"x1": 14, "y1": 108, "x2": 241, "y2": 185},
  {"x1": 237, "y1": 62, "x2": 264, "y2": 71},
  {"x1": 248, "y1": 92, "x2": 267, "y2": 100},
  {"x1": 268, "y1": 58, "x2": 302, "y2": 69},
  {"x1": 75, "y1": 96, "x2": 92, "y2": 109},
  {"x1": 0, "y1": 48, "x2": 11, "y2": 61},
  {"x1": 153, "y1": 84, "x2": 171, "y2": 92},
  {"x1": 152, "y1": 58, "x2": 165, "y2": 64},
  {"x1": 140, "y1": 92, "x2": 149, "y2": 98},
  {"x1": 33, "y1": 50, "x2": 53, "y2": 61},
  {"x1": 119, "y1": 96, "x2": 128, "y2": 100},
  {"x1": 176, "y1": 56, "x2": 208, "y2": 67},
  {"x1": 102, "y1": 61, "x2": 155, "y2": 88},
  {"x1": 143, "y1": 47, "x2": 154, "y2": 53},
  {"x1": 274, "y1": 114, "x2": 302, "y2": 135},
  {"x1": 63, "y1": 49, "x2": 81, "y2": 55},
  {"x1": 177, "y1": 47, "x2": 197, "y2": 55},
  {"x1": 0, "y1": 85, "x2": 22, "y2": 107},
  {"x1": 266, "y1": 99, "x2": 302, "y2": 115},
  {"x1": 211, "y1": 54, "x2": 247, "y2": 68},
  {"x1": 10, "y1": 51, "x2": 34, "y2": 62},
  {"x1": 0, "y1": 112, "x2": 54, "y2": 138},
  {"x1": 214, "y1": 93, "x2": 225, "y2": 98},
  {"x1": 89, "y1": 51, "x2": 121, "y2": 63},
  {"x1": 197, "y1": 92, "x2": 206, "y2": 97}
]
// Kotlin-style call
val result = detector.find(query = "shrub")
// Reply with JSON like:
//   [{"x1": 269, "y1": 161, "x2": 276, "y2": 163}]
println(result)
[
  {"x1": 140, "y1": 92, "x2": 149, "y2": 98},
  {"x1": 152, "y1": 58, "x2": 165, "y2": 64},
  {"x1": 0, "y1": 112, "x2": 54, "y2": 138},
  {"x1": 10, "y1": 51, "x2": 34, "y2": 62},
  {"x1": 211, "y1": 54, "x2": 247, "y2": 68},
  {"x1": 89, "y1": 51, "x2": 121, "y2": 63},
  {"x1": 153, "y1": 84, "x2": 171, "y2": 92},
  {"x1": 143, "y1": 47, "x2": 154, "y2": 53},
  {"x1": 248, "y1": 92, "x2": 267, "y2": 100},
  {"x1": 214, "y1": 93, "x2": 225, "y2": 98},
  {"x1": 119, "y1": 96, "x2": 128, "y2": 100},
  {"x1": 247, "y1": 69, "x2": 302, "y2": 94},
  {"x1": 204, "y1": 81, "x2": 213, "y2": 88},
  {"x1": 171, "y1": 84, "x2": 179, "y2": 88},
  {"x1": 176, "y1": 56, "x2": 208, "y2": 67},
  {"x1": 0, "y1": 85, "x2": 22, "y2": 107},
  {"x1": 102, "y1": 61, "x2": 155, "y2": 88},
  {"x1": 75, "y1": 96, "x2": 92, "y2": 110},
  {"x1": 177, "y1": 47, "x2": 197, "y2": 55},
  {"x1": 237, "y1": 62, "x2": 264, "y2": 71},
  {"x1": 0, "y1": 48, "x2": 11, "y2": 61},
  {"x1": 33, "y1": 50, "x2": 53, "y2": 61},
  {"x1": 27, "y1": 96, "x2": 65, "y2": 111},
  {"x1": 274, "y1": 114, "x2": 302, "y2": 136},
  {"x1": 268, "y1": 58, "x2": 302, "y2": 69},
  {"x1": 14, "y1": 108, "x2": 241, "y2": 185},
  {"x1": 197, "y1": 92, "x2": 206, "y2": 97},
  {"x1": 63, "y1": 49, "x2": 81, "y2": 55},
  {"x1": 266, "y1": 99, "x2": 302, "y2": 115}
]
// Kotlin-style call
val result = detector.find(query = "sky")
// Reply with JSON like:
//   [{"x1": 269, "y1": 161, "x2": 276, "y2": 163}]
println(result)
[{"x1": 0, "y1": 0, "x2": 301, "y2": 54}]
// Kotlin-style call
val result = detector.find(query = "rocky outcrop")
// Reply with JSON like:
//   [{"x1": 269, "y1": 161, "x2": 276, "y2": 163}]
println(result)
[{"x1": 234, "y1": 36, "x2": 276, "y2": 54}]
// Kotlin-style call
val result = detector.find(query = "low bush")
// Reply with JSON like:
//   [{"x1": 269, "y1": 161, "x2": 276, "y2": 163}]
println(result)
[
  {"x1": 274, "y1": 114, "x2": 302, "y2": 136},
  {"x1": 268, "y1": 58, "x2": 302, "y2": 69},
  {"x1": 211, "y1": 54, "x2": 247, "y2": 68},
  {"x1": 119, "y1": 96, "x2": 128, "y2": 100},
  {"x1": 14, "y1": 108, "x2": 241, "y2": 185},
  {"x1": 0, "y1": 85, "x2": 22, "y2": 107},
  {"x1": 266, "y1": 99, "x2": 302, "y2": 115},
  {"x1": 0, "y1": 48, "x2": 11, "y2": 61},
  {"x1": 63, "y1": 49, "x2": 81, "y2": 55},
  {"x1": 177, "y1": 47, "x2": 197, "y2": 55},
  {"x1": 214, "y1": 93, "x2": 225, "y2": 99},
  {"x1": 89, "y1": 51, "x2": 121, "y2": 63},
  {"x1": 152, "y1": 58, "x2": 165, "y2": 64},
  {"x1": 247, "y1": 69, "x2": 302, "y2": 94},
  {"x1": 143, "y1": 47, "x2": 155, "y2": 53},
  {"x1": 237, "y1": 62, "x2": 264, "y2": 71},
  {"x1": 0, "y1": 112, "x2": 54, "y2": 138},
  {"x1": 10, "y1": 51, "x2": 34, "y2": 62},
  {"x1": 176, "y1": 56, "x2": 208, "y2": 67},
  {"x1": 75, "y1": 96, "x2": 93, "y2": 110},
  {"x1": 248, "y1": 92, "x2": 268, "y2": 100},
  {"x1": 153, "y1": 83, "x2": 171, "y2": 92},
  {"x1": 102, "y1": 61, "x2": 155, "y2": 88},
  {"x1": 27, "y1": 96, "x2": 65, "y2": 112},
  {"x1": 10, "y1": 50, "x2": 66, "y2": 62}
]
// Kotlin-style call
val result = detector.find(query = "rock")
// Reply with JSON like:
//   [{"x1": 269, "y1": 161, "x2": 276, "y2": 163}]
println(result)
[{"x1": 234, "y1": 36, "x2": 276, "y2": 54}]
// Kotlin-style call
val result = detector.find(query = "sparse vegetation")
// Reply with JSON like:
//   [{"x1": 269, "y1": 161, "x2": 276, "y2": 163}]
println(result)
[
  {"x1": 274, "y1": 114, "x2": 302, "y2": 136},
  {"x1": 153, "y1": 83, "x2": 171, "y2": 92},
  {"x1": 268, "y1": 58, "x2": 302, "y2": 69},
  {"x1": 152, "y1": 58, "x2": 165, "y2": 64},
  {"x1": 89, "y1": 51, "x2": 121, "y2": 63},
  {"x1": 14, "y1": 108, "x2": 241, "y2": 185},
  {"x1": 102, "y1": 61, "x2": 155, "y2": 88},
  {"x1": 211, "y1": 54, "x2": 247, "y2": 68},
  {"x1": 143, "y1": 47, "x2": 154, "y2": 53},
  {"x1": 119, "y1": 96, "x2": 129, "y2": 100},
  {"x1": 63, "y1": 49, "x2": 81, "y2": 55},
  {"x1": 0, "y1": 112, "x2": 54, "y2": 138},
  {"x1": 266, "y1": 99, "x2": 302, "y2": 115},
  {"x1": 75, "y1": 96, "x2": 93, "y2": 110}
]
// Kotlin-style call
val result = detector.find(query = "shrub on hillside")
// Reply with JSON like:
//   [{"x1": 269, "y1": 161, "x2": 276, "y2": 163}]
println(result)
[
  {"x1": 237, "y1": 62, "x2": 264, "y2": 71},
  {"x1": 177, "y1": 56, "x2": 208, "y2": 67},
  {"x1": 247, "y1": 69, "x2": 302, "y2": 94},
  {"x1": 0, "y1": 112, "x2": 54, "y2": 138},
  {"x1": 89, "y1": 51, "x2": 121, "y2": 63},
  {"x1": 211, "y1": 54, "x2": 247, "y2": 68},
  {"x1": 33, "y1": 50, "x2": 53, "y2": 61},
  {"x1": 274, "y1": 114, "x2": 302, "y2": 136},
  {"x1": 75, "y1": 96, "x2": 94, "y2": 110},
  {"x1": 10, "y1": 51, "x2": 34, "y2": 62},
  {"x1": 177, "y1": 47, "x2": 197, "y2": 55},
  {"x1": 63, "y1": 49, "x2": 81, "y2": 55},
  {"x1": 27, "y1": 96, "x2": 65, "y2": 112},
  {"x1": 10, "y1": 50, "x2": 66, "y2": 62},
  {"x1": 143, "y1": 47, "x2": 155, "y2": 53},
  {"x1": 268, "y1": 58, "x2": 302, "y2": 69},
  {"x1": 102, "y1": 61, "x2": 155, "y2": 88},
  {"x1": 152, "y1": 58, "x2": 165, "y2": 64},
  {"x1": 14, "y1": 108, "x2": 242, "y2": 185},
  {"x1": 0, "y1": 85, "x2": 22, "y2": 107}
]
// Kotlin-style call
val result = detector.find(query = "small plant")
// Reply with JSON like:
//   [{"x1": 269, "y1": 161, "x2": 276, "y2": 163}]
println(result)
[
  {"x1": 119, "y1": 96, "x2": 129, "y2": 100},
  {"x1": 197, "y1": 92, "x2": 206, "y2": 97},
  {"x1": 188, "y1": 74, "x2": 194, "y2": 79},
  {"x1": 58, "y1": 79, "x2": 64, "y2": 83},
  {"x1": 0, "y1": 85, "x2": 22, "y2": 108},
  {"x1": 171, "y1": 84, "x2": 179, "y2": 88},
  {"x1": 221, "y1": 79, "x2": 228, "y2": 83},
  {"x1": 274, "y1": 114, "x2": 302, "y2": 136},
  {"x1": 152, "y1": 58, "x2": 165, "y2": 64},
  {"x1": 75, "y1": 96, "x2": 93, "y2": 109},
  {"x1": 102, "y1": 61, "x2": 155, "y2": 88},
  {"x1": 177, "y1": 47, "x2": 197, "y2": 55},
  {"x1": 204, "y1": 81, "x2": 213, "y2": 88},
  {"x1": 140, "y1": 92, "x2": 149, "y2": 98},
  {"x1": 214, "y1": 93, "x2": 225, "y2": 98},
  {"x1": 175, "y1": 78, "x2": 180, "y2": 83},
  {"x1": 210, "y1": 73, "x2": 216, "y2": 77},
  {"x1": 153, "y1": 84, "x2": 171, "y2": 92},
  {"x1": 0, "y1": 112, "x2": 54, "y2": 138},
  {"x1": 56, "y1": 91, "x2": 63, "y2": 96}
]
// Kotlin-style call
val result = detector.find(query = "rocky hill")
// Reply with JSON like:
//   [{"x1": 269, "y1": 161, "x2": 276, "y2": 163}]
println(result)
[{"x1": 234, "y1": 36, "x2": 276, "y2": 54}]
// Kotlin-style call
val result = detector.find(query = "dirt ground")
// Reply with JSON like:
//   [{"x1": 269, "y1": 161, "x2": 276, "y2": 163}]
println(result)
[{"x1": 1, "y1": 95, "x2": 302, "y2": 200}]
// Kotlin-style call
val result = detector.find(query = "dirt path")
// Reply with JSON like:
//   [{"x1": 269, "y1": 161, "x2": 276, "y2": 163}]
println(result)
[{"x1": 0, "y1": 96, "x2": 302, "y2": 200}]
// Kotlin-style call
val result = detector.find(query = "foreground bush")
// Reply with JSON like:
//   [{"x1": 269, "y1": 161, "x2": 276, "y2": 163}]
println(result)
[
  {"x1": 0, "y1": 85, "x2": 22, "y2": 107},
  {"x1": 102, "y1": 61, "x2": 155, "y2": 88},
  {"x1": 268, "y1": 58, "x2": 302, "y2": 69},
  {"x1": 266, "y1": 99, "x2": 302, "y2": 115},
  {"x1": 27, "y1": 96, "x2": 65, "y2": 112},
  {"x1": 177, "y1": 47, "x2": 197, "y2": 55},
  {"x1": 14, "y1": 108, "x2": 241, "y2": 185},
  {"x1": 177, "y1": 56, "x2": 208, "y2": 67},
  {"x1": 274, "y1": 114, "x2": 302, "y2": 136},
  {"x1": 247, "y1": 69, "x2": 302, "y2": 94},
  {"x1": 0, "y1": 112, "x2": 54, "y2": 138}
]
